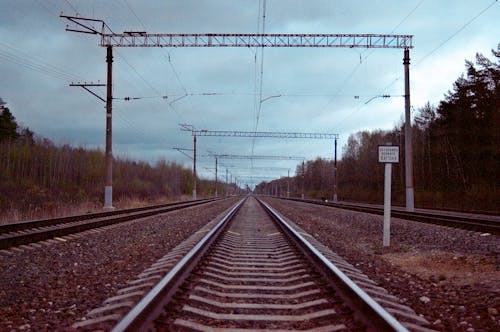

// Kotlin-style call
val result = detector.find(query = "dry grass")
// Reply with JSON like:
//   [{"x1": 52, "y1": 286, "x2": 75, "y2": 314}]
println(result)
[
  {"x1": 382, "y1": 249, "x2": 499, "y2": 286},
  {"x1": 0, "y1": 195, "x2": 193, "y2": 225}
]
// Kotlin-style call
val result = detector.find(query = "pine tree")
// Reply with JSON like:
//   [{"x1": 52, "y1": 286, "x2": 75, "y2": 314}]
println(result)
[{"x1": 0, "y1": 100, "x2": 19, "y2": 141}]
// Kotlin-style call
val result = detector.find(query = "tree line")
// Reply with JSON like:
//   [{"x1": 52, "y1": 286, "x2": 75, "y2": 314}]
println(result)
[
  {"x1": 0, "y1": 101, "x2": 235, "y2": 220},
  {"x1": 255, "y1": 50, "x2": 499, "y2": 212}
]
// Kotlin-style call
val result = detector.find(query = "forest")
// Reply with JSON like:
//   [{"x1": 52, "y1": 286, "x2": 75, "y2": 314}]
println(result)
[
  {"x1": 1, "y1": 50, "x2": 498, "y2": 220},
  {"x1": 255, "y1": 50, "x2": 499, "y2": 212}
]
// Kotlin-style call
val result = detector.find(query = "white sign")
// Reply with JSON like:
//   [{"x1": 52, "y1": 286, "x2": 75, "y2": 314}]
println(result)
[{"x1": 378, "y1": 146, "x2": 399, "y2": 163}]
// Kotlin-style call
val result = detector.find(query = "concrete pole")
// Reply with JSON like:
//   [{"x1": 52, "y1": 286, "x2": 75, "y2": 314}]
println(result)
[
  {"x1": 301, "y1": 161, "x2": 305, "y2": 199},
  {"x1": 193, "y1": 134, "x2": 197, "y2": 200},
  {"x1": 404, "y1": 48, "x2": 415, "y2": 211},
  {"x1": 333, "y1": 138, "x2": 338, "y2": 202},
  {"x1": 287, "y1": 169, "x2": 290, "y2": 198},
  {"x1": 215, "y1": 157, "x2": 218, "y2": 198},
  {"x1": 103, "y1": 45, "x2": 114, "y2": 210},
  {"x1": 225, "y1": 168, "x2": 228, "y2": 196}
]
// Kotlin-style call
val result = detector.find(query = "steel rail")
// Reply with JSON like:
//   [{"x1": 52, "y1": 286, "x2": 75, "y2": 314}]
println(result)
[
  {"x1": 0, "y1": 198, "x2": 218, "y2": 235},
  {"x1": 0, "y1": 198, "x2": 225, "y2": 250},
  {"x1": 111, "y1": 197, "x2": 246, "y2": 332},
  {"x1": 111, "y1": 196, "x2": 410, "y2": 331},
  {"x1": 282, "y1": 197, "x2": 500, "y2": 235},
  {"x1": 257, "y1": 198, "x2": 409, "y2": 332}
]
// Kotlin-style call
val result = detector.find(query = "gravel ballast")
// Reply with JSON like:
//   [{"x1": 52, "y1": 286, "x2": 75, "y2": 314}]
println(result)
[
  {"x1": 0, "y1": 198, "x2": 239, "y2": 331},
  {"x1": 264, "y1": 197, "x2": 499, "y2": 332},
  {"x1": 1, "y1": 196, "x2": 498, "y2": 331}
]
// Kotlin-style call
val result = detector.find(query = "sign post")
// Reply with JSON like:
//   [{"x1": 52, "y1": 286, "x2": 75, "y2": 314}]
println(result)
[{"x1": 378, "y1": 145, "x2": 399, "y2": 247}]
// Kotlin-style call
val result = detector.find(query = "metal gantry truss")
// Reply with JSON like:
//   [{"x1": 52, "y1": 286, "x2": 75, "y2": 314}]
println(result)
[
  {"x1": 190, "y1": 130, "x2": 338, "y2": 140},
  {"x1": 61, "y1": 15, "x2": 413, "y2": 50},
  {"x1": 100, "y1": 33, "x2": 413, "y2": 49},
  {"x1": 208, "y1": 154, "x2": 305, "y2": 161}
]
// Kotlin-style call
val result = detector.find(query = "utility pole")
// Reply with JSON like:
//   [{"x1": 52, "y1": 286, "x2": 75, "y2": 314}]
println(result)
[
  {"x1": 225, "y1": 168, "x2": 228, "y2": 197},
  {"x1": 403, "y1": 48, "x2": 414, "y2": 212},
  {"x1": 215, "y1": 156, "x2": 218, "y2": 198},
  {"x1": 287, "y1": 169, "x2": 290, "y2": 198},
  {"x1": 193, "y1": 134, "x2": 197, "y2": 199},
  {"x1": 302, "y1": 161, "x2": 305, "y2": 199},
  {"x1": 61, "y1": 16, "x2": 115, "y2": 210},
  {"x1": 104, "y1": 45, "x2": 114, "y2": 210},
  {"x1": 179, "y1": 124, "x2": 198, "y2": 200},
  {"x1": 333, "y1": 138, "x2": 338, "y2": 202}
]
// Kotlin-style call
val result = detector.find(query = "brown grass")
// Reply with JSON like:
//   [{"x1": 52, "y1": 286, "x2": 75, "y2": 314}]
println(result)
[
  {"x1": 0, "y1": 195, "x2": 193, "y2": 225},
  {"x1": 382, "y1": 249, "x2": 499, "y2": 286}
]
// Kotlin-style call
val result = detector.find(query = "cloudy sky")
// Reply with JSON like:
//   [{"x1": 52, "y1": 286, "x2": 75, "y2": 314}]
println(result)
[{"x1": 0, "y1": 0, "x2": 498, "y2": 187}]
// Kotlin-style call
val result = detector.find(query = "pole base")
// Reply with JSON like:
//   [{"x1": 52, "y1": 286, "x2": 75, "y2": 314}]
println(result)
[
  {"x1": 104, "y1": 186, "x2": 114, "y2": 211},
  {"x1": 405, "y1": 188, "x2": 415, "y2": 212}
]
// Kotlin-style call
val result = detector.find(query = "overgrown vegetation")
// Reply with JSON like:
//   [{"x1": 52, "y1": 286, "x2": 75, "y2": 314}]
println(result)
[{"x1": 255, "y1": 50, "x2": 499, "y2": 212}]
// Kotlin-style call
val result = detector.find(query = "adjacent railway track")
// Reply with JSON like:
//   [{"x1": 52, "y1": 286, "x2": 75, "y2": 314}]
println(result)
[
  {"x1": 104, "y1": 196, "x2": 431, "y2": 331},
  {"x1": 0, "y1": 198, "x2": 220, "y2": 250},
  {"x1": 282, "y1": 197, "x2": 500, "y2": 235}
]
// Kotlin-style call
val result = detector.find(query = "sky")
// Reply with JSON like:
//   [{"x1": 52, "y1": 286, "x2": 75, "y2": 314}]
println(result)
[{"x1": 0, "y1": 0, "x2": 498, "y2": 187}]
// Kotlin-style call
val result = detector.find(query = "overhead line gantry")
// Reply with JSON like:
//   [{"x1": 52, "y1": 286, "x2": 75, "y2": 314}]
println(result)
[
  {"x1": 180, "y1": 126, "x2": 339, "y2": 200},
  {"x1": 191, "y1": 130, "x2": 338, "y2": 139},
  {"x1": 61, "y1": 14, "x2": 415, "y2": 211}
]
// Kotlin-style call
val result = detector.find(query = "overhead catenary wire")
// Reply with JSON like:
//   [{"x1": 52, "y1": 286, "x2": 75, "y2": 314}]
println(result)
[
  {"x1": 251, "y1": 0, "x2": 267, "y2": 157},
  {"x1": 64, "y1": 0, "x2": 78, "y2": 13},
  {"x1": 0, "y1": 42, "x2": 86, "y2": 82},
  {"x1": 379, "y1": 0, "x2": 498, "y2": 95},
  {"x1": 333, "y1": 0, "x2": 496, "y2": 136},
  {"x1": 415, "y1": 0, "x2": 497, "y2": 66},
  {"x1": 112, "y1": 0, "x2": 190, "y2": 126},
  {"x1": 320, "y1": 0, "x2": 425, "y2": 119}
]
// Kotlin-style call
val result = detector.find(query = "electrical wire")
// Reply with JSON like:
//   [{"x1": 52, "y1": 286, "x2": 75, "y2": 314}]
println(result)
[
  {"x1": 64, "y1": 0, "x2": 78, "y2": 13},
  {"x1": 378, "y1": 0, "x2": 497, "y2": 95},
  {"x1": 251, "y1": 0, "x2": 267, "y2": 157},
  {"x1": 35, "y1": 0, "x2": 60, "y2": 16},
  {"x1": 333, "y1": 0, "x2": 497, "y2": 143},
  {"x1": 330, "y1": 0, "x2": 498, "y2": 137},
  {"x1": 0, "y1": 42, "x2": 86, "y2": 82},
  {"x1": 122, "y1": 0, "x2": 147, "y2": 30},
  {"x1": 415, "y1": 0, "x2": 497, "y2": 66},
  {"x1": 319, "y1": 0, "x2": 426, "y2": 115}
]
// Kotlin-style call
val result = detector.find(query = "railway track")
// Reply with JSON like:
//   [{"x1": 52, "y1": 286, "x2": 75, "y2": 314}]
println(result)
[
  {"x1": 0, "y1": 198, "x2": 220, "y2": 250},
  {"x1": 80, "y1": 196, "x2": 433, "y2": 331},
  {"x1": 282, "y1": 197, "x2": 500, "y2": 235}
]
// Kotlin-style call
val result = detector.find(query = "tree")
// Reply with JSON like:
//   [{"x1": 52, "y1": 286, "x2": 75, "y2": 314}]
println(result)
[
  {"x1": 435, "y1": 50, "x2": 499, "y2": 191},
  {"x1": 0, "y1": 104, "x2": 19, "y2": 141}
]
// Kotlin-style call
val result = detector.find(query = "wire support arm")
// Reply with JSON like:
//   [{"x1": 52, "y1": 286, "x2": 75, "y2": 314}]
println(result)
[
  {"x1": 70, "y1": 82, "x2": 106, "y2": 102},
  {"x1": 60, "y1": 14, "x2": 108, "y2": 35}
]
